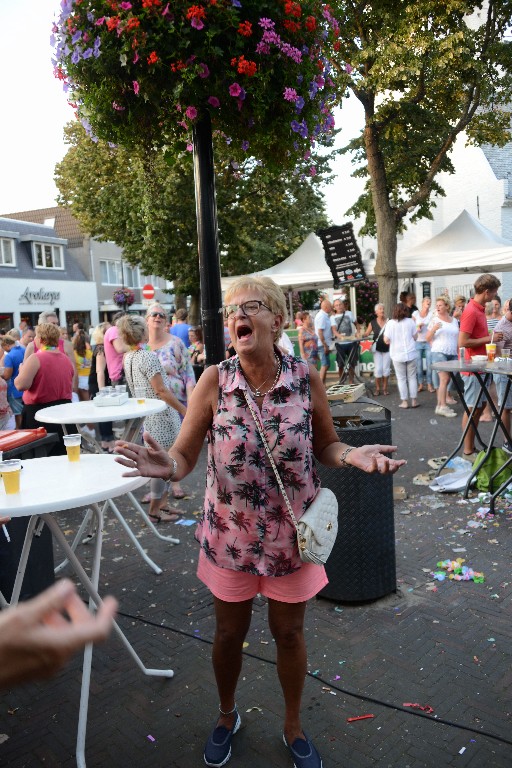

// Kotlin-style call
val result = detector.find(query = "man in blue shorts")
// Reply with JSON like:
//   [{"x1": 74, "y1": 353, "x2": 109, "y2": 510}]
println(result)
[{"x1": 314, "y1": 298, "x2": 333, "y2": 384}]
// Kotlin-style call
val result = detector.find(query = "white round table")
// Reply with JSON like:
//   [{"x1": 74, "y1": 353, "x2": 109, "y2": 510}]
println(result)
[
  {"x1": 0, "y1": 453, "x2": 172, "y2": 768},
  {"x1": 35, "y1": 398, "x2": 179, "y2": 558}
]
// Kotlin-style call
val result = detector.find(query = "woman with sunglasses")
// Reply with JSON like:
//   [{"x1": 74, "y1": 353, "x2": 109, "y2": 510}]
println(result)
[
  {"x1": 115, "y1": 277, "x2": 405, "y2": 768},
  {"x1": 145, "y1": 303, "x2": 196, "y2": 501}
]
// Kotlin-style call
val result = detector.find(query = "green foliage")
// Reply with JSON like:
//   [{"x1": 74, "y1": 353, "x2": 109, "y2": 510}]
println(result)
[
  {"x1": 331, "y1": 0, "x2": 512, "y2": 236},
  {"x1": 55, "y1": 121, "x2": 332, "y2": 294}
]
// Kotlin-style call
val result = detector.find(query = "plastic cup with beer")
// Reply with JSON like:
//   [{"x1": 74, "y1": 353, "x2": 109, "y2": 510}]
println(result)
[
  {"x1": 1, "y1": 459, "x2": 22, "y2": 495},
  {"x1": 134, "y1": 386, "x2": 146, "y2": 405},
  {"x1": 63, "y1": 433, "x2": 82, "y2": 462},
  {"x1": 486, "y1": 343, "x2": 497, "y2": 363}
]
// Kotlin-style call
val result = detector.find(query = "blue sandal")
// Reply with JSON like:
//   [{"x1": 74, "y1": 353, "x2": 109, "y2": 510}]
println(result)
[
  {"x1": 283, "y1": 732, "x2": 323, "y2": 768},
  {"x1": 204, "y1": 710, "x2": 241, "y2": 767}
]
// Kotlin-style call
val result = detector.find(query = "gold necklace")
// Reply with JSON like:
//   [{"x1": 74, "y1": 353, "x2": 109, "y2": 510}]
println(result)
[{"x1": 244, "y1": 354, "x2": 281, "y2": 397}]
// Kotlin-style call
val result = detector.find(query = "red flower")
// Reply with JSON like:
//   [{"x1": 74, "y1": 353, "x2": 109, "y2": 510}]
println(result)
[
  {"x1": 237, "y1": 20, "x2": 252, "y2": 36},
  {"x1": 147, "y1": 50, "x2": 159, "y2": 65},
  {"x1": 231, "y1": 55, "x2": 257, "y2": 76},
  {"x1": 284, "y1": 1, "x2": 302, "y2": 18},
  {"x1": 124, "y1": 17, "x2": 140, "y2": 32},
  {"x1": 142, "y1": 0, "x2": 161, "y2": 7},
  {"x1": 106, "y1": 15, "x2": 120, "y2": 31},
  {"x1": 305, "y1": 15, "x2": 316, "y2": 30},
  {"x1": 283, "y1": 19, "x2": 300, "y2": 32},
  {"x1": 186, "y1": 5, "x2": 206, "y2": 19}
]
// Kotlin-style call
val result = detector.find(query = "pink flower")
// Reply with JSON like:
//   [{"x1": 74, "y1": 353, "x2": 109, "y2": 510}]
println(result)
[
  {"x1": 186, "y1": 142, "x2": 193, "y2": 151},
  {"x1": 208, "y1": 96, "x2": 220, "y2": 108},
  {"x1": 198, "y1": 62, "x2": 210, "y2": 78},
  {"x1": 283, "y1": 87, "x2": 298, "y2": 102},
  {"x1": 191, "y1": 17, "x2": 204, "y2": 30},
  {"x1": 229, "y1": 82, "x2": 242, "y2": 97},
  {"x1": 133, "y1": 80, "x2": 139, "y2": 95},
  {"x1": 185, "y1": 105, "x2": 198, "y2": 120},
  {"x1": 119, "y1": 2, "x2": 132, "y2": 9},
  {"x1": 309, "y1": 166, "x2": 317, "y2": 176},
  {"x1": 133, "y1": 51, "x2": 139, "y2": 64}
]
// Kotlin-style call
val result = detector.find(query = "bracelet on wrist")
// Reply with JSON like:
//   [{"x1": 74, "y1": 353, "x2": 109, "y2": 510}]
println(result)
[
  {"x1": 339, "y1": 446, "x2": 355, "y2": 467},
  {"x1": 166, "y1": 456, "x2": 178, "y2": 481}
]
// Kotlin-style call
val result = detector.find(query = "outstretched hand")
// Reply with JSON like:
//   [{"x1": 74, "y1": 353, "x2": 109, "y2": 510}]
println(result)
[
  {"x1": 114, "y1": 432, "x2": 171, "y2": 479},
  {"x1": 346, "y1": 444, "x2": 406, "y2": 474},
  {"x1": 0, "y1": 579, "x2": 117, "y2": 688}
]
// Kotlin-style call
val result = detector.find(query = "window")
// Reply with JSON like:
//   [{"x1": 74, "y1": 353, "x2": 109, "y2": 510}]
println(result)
[
  {"x1": 33, "y1": 242, "x2": 64, "y2": 269},
  {"x1": 0, "y1": 238, "x2": 15, "y2": 266},
  {"x1": 100, "y1": 259, "x2": 123, "y2": 285},
  {"x1": 124, "y1": 264, "x2": 141, "y2": 288}
]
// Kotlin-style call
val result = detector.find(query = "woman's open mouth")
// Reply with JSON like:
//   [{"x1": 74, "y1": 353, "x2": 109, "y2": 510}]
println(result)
[{"x1": 236, "y1": 324, "x2": 252, "y2": 340}]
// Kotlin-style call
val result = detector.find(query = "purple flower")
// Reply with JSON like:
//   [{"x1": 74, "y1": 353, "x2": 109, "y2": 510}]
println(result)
[
  {"x1": 133, "y1": 80, "x2": 139, "y2": 95},
  {"x1": 258, "y1": 17, "x2": 274, "y2": 29},
  {"x1": 71, "y1": 49, "x2": 81, "y2": 64},
  {"x1": 120, "y1": 1, "x2": 132, "y2": 9},
  {"x1": 295, "y1": 96, "x2": 305, "y2": 112},
  {"x1": 71, "y1": 30, "x2": 82, "y2": 44},
  {"x1": 208, "y1": 96, "x2": 220, "y2": 108},
  {"x1": 241, "y1": 140, "x2": 250, "y2": 151},
  {"x1": 283, "y1": 87, "x2": 298, "y2": 102},
  {"x1": 198, "y1": 62, "x2": 210, "y2": 78},
  {"x1": 229, "y1": 83, "x2": 242, "y2": 97},
  {"x1": 191, "y1": 17, "x2": 204, "y2": 30},
  {"x1": 232, "y1": 0, "x2": 242, "y2": 6},
  {"x1": 291, "y1": 120, "x2": 300, "y2": 133},
  {"x1": 309, "y1": 166, "x2": 317, "y2": 176},
  {"x1": 82, "y1": 47, "x2": 93, "y2": 59},
  {"x1": 185, "y1": 105, "x2": 198, "y2": 120}
]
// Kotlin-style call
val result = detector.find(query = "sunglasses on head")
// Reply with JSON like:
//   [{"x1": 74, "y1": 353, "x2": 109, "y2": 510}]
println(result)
[{"x1": 148, "y1": 312, "x2": 166, "y2": 319}]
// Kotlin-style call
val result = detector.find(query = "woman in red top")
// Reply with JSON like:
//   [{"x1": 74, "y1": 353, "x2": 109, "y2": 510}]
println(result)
[{"x1": 14, "y1": 322, "x2": 74, "y2": 455}]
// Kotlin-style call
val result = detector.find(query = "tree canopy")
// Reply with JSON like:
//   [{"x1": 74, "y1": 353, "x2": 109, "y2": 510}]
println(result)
[
  {"x1": 54, "y1": 121, "x2": 333, "y2": 295},
  {"x1": 329, "y1": 0, "x2": 512, "y2": 309}
]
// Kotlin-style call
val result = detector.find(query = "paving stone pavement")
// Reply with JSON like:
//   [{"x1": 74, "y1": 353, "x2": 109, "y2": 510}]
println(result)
[{"x1": 0, "y1": 383, "x2": 511, "y2": 767}]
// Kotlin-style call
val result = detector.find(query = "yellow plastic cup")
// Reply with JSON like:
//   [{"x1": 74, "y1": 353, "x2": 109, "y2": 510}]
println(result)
[
  {"x1": 1, "y1": 460, "x2": 21, "y2": 494},
  {"x1": 63, "y1": 434, "x2": 82, "y2": 462},
  {"x1": 486, "y1": 343, "x2": 496, "y2": 363}
]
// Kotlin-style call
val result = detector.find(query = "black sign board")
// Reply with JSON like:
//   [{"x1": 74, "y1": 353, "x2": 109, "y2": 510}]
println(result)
[{"x1": 317, "y1": 224, "x2": 366, "y2": 288}]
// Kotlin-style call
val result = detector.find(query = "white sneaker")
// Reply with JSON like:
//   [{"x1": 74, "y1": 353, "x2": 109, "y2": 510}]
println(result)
[
  {"x1": 81, "y1": 426, "x2": 96, "y2": 440},
  {"x1": 436, "y1": 405, "x2": 457, "y2": 418}
]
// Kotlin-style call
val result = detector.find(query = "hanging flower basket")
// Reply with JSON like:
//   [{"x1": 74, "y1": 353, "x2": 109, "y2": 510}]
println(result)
[
  {"x1": 113, "y1": 287, "x2": 135, "y2": 307},
  {"x1": 51, "y1": 0, "x2": 340, "y2": 171}
]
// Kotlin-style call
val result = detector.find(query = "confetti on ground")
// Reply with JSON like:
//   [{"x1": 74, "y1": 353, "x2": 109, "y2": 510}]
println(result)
[
  {"x1": 147, "y1": 735, "x2": 155, "y2": 742},
  {"x1": 431, "y1": 558, "x2": 484, "y2": 582},
  {"x1": 347, "y1": 714, "x2": 375, "y2": 722}
]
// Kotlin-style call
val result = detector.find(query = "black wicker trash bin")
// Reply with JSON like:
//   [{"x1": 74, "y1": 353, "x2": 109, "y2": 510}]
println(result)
[{"x1": 316, "y1": 399, "x2": 396, "y2": 602}]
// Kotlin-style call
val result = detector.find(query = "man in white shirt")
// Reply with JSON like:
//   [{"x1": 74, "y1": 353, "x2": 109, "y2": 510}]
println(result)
[{"x1": 314, "y1": 299, "x2": 333, "y2": 384}]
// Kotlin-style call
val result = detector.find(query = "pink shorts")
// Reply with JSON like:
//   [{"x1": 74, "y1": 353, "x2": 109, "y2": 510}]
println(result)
[{"x1": 197, "y1": 549, "x2": 328, "y2": 603}]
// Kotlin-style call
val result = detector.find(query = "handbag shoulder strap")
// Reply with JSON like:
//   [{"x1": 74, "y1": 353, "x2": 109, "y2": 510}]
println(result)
[{"x1": 243, "y1": 390, "x2": 300, "y2": 532}]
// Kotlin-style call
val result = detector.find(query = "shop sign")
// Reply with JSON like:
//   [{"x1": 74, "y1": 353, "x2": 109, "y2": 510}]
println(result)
[{"x1": 19, "y1": 287, "x2": 61, "y2": 305}]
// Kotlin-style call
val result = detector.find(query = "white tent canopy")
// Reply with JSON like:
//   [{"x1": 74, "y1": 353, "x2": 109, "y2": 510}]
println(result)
[{"x1": 220, "y1": 209, "x2": 512, "y2": 292}]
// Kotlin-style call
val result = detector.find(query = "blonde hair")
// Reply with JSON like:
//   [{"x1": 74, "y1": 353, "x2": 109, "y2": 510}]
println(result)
[
  {"x1": 36, "y1": 322, "x2": 61, "y2": 347},
  {"x1": 117, "y1": 315, "x2": 147, "y2": 346},
  {"x1": 435, "y1": 295, "x2": 451, "y2": 310},
  {"x1": 91, "y1": 322, "x2": 110, "y2": 346},
  {"x1": 146, "y1": 303, "x2": 167, "y2": 319},
  {"x1": 224, "y1": 276, "x2": 287, "y2": 341}
]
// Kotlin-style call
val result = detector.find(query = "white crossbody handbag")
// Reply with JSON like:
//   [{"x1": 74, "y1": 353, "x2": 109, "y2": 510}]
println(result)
[{"x1": 244, "y1": 391, "x2": 338, "y2": 565}]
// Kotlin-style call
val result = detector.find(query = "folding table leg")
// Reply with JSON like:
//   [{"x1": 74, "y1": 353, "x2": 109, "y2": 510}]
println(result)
[
  {"x1": 127, "y1": 491, "x2": 180, "y2": 545},
  {"x1": 106, "y1": 498, "x2": 163, "y2": 574}
]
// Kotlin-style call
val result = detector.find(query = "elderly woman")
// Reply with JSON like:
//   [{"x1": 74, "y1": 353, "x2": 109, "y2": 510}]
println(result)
[
  {"x1": 384, "y1": 303, "x2": 419, "y2": 408},
  {"x1": 365, "y1": 303, "x2": 390, "y2": 396},
  {"x1": 115, "y1": 276, "x2": 405, "y2": 768},
  {"x1": 145, "y1": 302, "x2": 195, "y2": 500},
  {"x1": 14, "y1": 322, "x2": 74, "y2": 453},
  {"x1": 118, "y1": 314, "x2": 185, "y2": 523}
]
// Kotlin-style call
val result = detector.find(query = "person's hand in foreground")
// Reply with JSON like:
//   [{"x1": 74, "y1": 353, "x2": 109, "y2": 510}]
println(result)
[
  {"x1": 115, "y1": 432, "x2": 172, "y2": 479},
  {"x1": 346, "y1": 444, "x2": 407, "y2": 474},
  {"x1": 0, "y1": 579, "x2": 117, "y2": 688}
]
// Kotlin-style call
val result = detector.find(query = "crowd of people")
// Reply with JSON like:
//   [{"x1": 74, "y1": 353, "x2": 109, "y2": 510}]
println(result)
[{"x1": 2, "y1": 274, "x2": 508, "y2": 768}]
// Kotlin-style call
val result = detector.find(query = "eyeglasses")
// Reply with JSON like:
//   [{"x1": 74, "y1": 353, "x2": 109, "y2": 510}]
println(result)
[
  {"x1": 223, "y1": 300, "x2": 272, "y2": 319},
  {"x1": 148, "y1": 312, "x2": 166, "y2": 319}
]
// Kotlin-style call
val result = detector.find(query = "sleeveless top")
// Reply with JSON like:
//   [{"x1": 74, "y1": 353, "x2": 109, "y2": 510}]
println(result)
[
  {"x1": 299, "y1": 328, "x2": 319, "y2": 364},
  {"x1": 22, "y1": 350, "x2": 74, "y2": 405},
  {"x1": 370, "y1": 318, "x2": 390, "y2": 353},
  {"x1": 196, "y1": 353, "x2": 320, "y2": 576}
]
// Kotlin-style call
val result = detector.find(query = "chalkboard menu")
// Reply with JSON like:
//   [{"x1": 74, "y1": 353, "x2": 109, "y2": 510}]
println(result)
[{"x1": 317, "y1": 224, "x2": 366, "y2": 288}]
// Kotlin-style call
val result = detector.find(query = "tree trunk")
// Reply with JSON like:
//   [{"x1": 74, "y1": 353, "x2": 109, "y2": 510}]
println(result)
[
  {"x1": 188, "y1": 292, "x2": 201, "y2": 326},
  {"x1": 363, "y1": 123, "x2": 399, "y2": 315}
]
